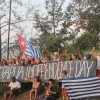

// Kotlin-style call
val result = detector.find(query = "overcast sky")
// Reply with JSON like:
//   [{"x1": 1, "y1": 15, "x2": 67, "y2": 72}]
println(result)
[
  {"x1": 2, "y1": 0, "x2": 71, "y2": 42},
  {"x1": 1, "y1": 0, "x2": 72, "y2": 57}
]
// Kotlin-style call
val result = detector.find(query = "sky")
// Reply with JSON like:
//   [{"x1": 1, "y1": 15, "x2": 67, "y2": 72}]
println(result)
[
  {"x1": 1, "y1": 0, "x2": 71, "y2": 44},
  {"x1": 1, "y1": 0, "x2": 72, "y2": 56},
  {"x1": 2, "y1": 0, "x2": 71, "y2": 41},
  {"x1": 23, "y1": 0, "x2": 71, "y2": 11}
]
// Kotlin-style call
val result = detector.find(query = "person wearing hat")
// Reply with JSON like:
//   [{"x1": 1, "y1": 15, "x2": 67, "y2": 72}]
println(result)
[{"x1": 78, "y1": 47, "x2": 95, "y2": 60}]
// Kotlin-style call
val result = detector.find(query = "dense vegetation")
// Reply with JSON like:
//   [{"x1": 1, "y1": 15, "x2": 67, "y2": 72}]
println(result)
[{"x1": 0, "y1": 0, "x2": 100, "y2": 57}]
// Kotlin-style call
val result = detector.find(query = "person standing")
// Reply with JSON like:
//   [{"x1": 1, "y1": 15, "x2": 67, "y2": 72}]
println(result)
[
  {"x1": 93, "y1": 52, "x2": 100, "y2": 76},
  {"x1": 58, "y1": 70, "x2": 69, "y2": 100}
]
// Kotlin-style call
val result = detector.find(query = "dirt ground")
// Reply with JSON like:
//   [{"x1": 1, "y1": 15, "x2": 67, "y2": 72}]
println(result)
[
  {"x1": 0, "y1": 91, "x2": 62, "y2": 100},
  {"x1": 0, "y1": 91, "x2": 100, "y2": 100}
]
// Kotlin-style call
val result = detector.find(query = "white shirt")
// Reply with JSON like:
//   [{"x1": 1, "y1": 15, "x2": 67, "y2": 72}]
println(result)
[
  {"x1": 9, "y1": 81, "x2": 21, "y2": 90},
  {"x1": 97, "y1": 56, "x2": 100, "y2": 70}
]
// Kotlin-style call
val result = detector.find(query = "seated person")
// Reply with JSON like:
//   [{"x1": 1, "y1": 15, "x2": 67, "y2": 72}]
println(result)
[
  {"x1": 25, "y1": 76, "x2": 41, "y2": 100},
  {"x1": 4, "y1": 77, "x2": 21, "y2": 100},
  {"x1": 39, "y1": 79, "x2": 57, "y2": 100}
]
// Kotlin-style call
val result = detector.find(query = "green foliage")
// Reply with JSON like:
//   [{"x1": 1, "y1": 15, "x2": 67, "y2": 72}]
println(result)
[
  {"x1": 64, "y1": 45, "x2": 76, "y2": 53},
  {"x1": 32, "y1": 33, "x2": 65, "y2": 52},
  {"x1": 75, "y1": 33, "x2": 99, "y2": 50},
  {"x1": 65, "y1": 0, "x2": 100, "y2": 35},
  {"x1": 34, "y1": 0, "x2": 66, "y2": 35},
  {"x1": 60, "y1": 0, "x2": 100, "y2": 51},
  {"x1": 0, "y1": 0, "x2": 36, "y2": 57}
]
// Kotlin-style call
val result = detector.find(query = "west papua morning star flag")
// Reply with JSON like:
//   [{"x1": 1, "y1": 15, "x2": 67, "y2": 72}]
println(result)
[
  {"x1": 30, "y1": 44, "x2": 42, "y2": 59},
  {"x1": 62, "y1": 76, "x2": 100, "y2": 100},
  {"x1": 17, "y1": 34, "x2": 42, "y2": 59}
]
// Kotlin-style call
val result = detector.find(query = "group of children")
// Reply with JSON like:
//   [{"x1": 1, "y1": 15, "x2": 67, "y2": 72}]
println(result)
[
  {"x1": 24, "y1": 50, "x2": 100, "y2": 100},
  {"x1": 24, "y1": 70, "x2": 68, "y2": 100}
]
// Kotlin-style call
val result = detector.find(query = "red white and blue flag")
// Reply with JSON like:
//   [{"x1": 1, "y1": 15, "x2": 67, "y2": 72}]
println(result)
[
  {"x1": 17, "y1": 34, "x2": 42, "y2": 59},
  {"x1": 62, "y1": 76, "x2": 100, "y2": 100}
]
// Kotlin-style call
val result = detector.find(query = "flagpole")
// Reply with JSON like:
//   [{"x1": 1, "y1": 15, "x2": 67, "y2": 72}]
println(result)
[{"x1": 7, "y1": 0, "x2": 12, "y2": 59}]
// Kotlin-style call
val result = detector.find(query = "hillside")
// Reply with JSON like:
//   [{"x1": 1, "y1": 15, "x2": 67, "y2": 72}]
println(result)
[
  {"x1": 0, "y1": 90, "x2": 62, "y2": 100},
  {"x1": 0, "y1": 89, "x2": 100, "y2": 100}
]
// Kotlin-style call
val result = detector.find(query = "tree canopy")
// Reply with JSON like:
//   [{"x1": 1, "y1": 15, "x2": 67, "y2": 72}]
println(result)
[{"x1": 1, "y1": 0, "x2": 100, "y2": 58}]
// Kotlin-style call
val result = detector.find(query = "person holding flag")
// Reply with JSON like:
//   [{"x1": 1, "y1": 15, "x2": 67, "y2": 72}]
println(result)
[{"x1": 17, "y1": 34, "x2": 42, "y2": 60}]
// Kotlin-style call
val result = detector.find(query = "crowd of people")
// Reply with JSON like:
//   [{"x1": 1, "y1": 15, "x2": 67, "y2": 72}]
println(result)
[
  {"x1": 3, "y1": 70, "x2": 68, "y2": 100},
  {"x1": 1, "y1": 47, "x2": 100, "y2": 100},
  {"x1": 0, "y1": 47, "x2": 99, "y2": 66}
]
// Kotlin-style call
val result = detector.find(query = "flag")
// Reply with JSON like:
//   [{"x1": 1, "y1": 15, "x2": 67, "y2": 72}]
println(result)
[
  {"x1": 29, "y1": 43, "x2": 42, "y2": 59},
  {"x1": 62, "y1": 76, "x2": 100, "y2": 100},
  {"x1": 17, "y1": 34, "x2": 42, "y2": 59}
]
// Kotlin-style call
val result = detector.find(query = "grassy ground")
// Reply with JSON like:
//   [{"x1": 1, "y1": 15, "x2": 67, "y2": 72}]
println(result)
[
  {"x1": 1, "y1": 86, "x2": 100, "y2": 100},
  {"x1": 0, "y1": 90, "x2": 62, "y2": 100}
]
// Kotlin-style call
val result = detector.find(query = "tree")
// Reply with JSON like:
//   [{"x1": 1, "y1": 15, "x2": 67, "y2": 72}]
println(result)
[
  {"x1": 64, "y1": 0, "x2": 100, "y2": 36},
  {"x1": 30, "y1": 33, "x2": 63, "y2": 52},
  {"x1": 61, "y1": 0, "x2": 100, "y2": 50},
  {"x1": 33, "y1": 0, "x2": 66, "y2": 35},
  {"x1": 32, "y1": 0, "x2": 78, "y2": 51},
  {"x1": 0, "y1": 0, "x2": 24, "y2": 59},
  {"x1": 75, "y1": 32, "x2": 99, "y2": 50},
  {"x1": 0, "y1": 0, "x2": 36, "y2": 59}
]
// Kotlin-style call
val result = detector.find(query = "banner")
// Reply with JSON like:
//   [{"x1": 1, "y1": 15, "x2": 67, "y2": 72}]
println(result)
[{"x1": 0, "y1": 60, "x2": 97, "y2": 82}]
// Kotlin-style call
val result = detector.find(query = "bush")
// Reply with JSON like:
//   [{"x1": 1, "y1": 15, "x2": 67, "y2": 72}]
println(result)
[{"x1": 75, "y1": 33, "x2": 99, "y2": 50}]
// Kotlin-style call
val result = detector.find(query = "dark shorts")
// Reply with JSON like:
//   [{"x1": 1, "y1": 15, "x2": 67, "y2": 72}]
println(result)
[{"x1": 39, "y1": 95, "x2": 56, "y2": 100}]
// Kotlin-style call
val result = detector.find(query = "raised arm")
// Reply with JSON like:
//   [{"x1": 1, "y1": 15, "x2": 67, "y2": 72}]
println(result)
[
  {"x1": 42, "y1": 47, "x2": 50, "y2": 57},
  {"x1": 9, "y1": 53, "x2": 13, "y2": 60},
  {"x1": 11, "y1": 51, "x2": 16, "y2": 58},
  {"x1": 42, "y1": 50, "x2": 45, "y2": 57},
  {"x1": 92, "y1": 52, "x2": 97, "y2": 59},
  {"x1": 3, "y1": 56, "x2": 9, "y2": 64},
  {"x1": 3, "y1": 56, "x2": 7, "y2": 61},
  {"x1": 78, "y1": 48, "x2": 84, "y2": 59},
  {"x1": 58, "y1": 48, "x2": 61, "y2": 59},
  {"x1": 24, "y1": 77, "x2": 34, "y2": 83},
  {"x1": 18, "y1": 51, "x2": 23, "y2": 58},
  {"x1": 64, "y1": 49, "x2": 70, "y2": 60},
  {"x1": 91, "y1": 47, "x2": 95, "y2": 55},
  {"x1": 75, "y1": 48, "x2": 80, "y2": 56}
]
